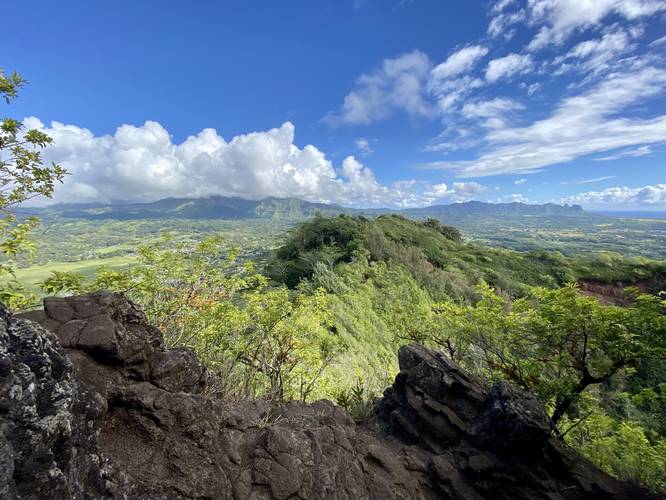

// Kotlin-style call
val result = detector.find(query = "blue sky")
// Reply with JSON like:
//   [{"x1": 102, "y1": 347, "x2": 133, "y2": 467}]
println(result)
[{"x1": 4, "y1": 0, "x2": 666, "y2": 209}]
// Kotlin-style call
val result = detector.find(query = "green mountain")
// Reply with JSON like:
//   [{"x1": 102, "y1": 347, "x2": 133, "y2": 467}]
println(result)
[
  {"x1": 21, "y1": 196, "x2": 344, "y2": 220},
  {"x1": 22, "y1": 195, "x2": 586, "y2": 221},
  {"x1": 268, "y1": 213, "x2": 666, "y2": 300},
  {"x1": 403, "y1": 200, "x2": 586, "y2": 217}
]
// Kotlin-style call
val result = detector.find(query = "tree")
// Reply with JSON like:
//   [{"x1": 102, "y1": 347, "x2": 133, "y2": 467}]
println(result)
[
  {"x1": 0, "y1": 69, "x2": 67, "y2": 309},
  {"x1": 563, "y1": 394, "x2": 666, "y2": 493},
  {"x1": 531, "y1": 286, "x2": 666, "y2": 429},
  {"x1": 422, "y1": 217, "x2": 463, "y2": 242},
  {"x1": 232, "y1": 286, "x2": 341, "y2": 400},
  {"x1": 431, "y1": 283, "x2": 666, "y2": 431},
  {"x1": 42, "y1": 234, "x2": 343, "y2": 401}
]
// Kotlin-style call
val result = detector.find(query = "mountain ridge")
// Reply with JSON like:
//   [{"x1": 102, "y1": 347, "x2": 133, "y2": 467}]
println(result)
[{"x1": 19, "y1": 195, "x2": 587, "y2": 221}]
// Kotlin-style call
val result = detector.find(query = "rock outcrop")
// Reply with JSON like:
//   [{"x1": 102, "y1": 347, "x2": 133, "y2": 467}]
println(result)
[{"x1": 1, "y1": 292, "x2": 654, "y2": 499}]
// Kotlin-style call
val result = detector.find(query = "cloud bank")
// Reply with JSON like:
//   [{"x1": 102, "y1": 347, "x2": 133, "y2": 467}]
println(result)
[
  {"x1": 558, "y1": 184, "x2": 666, "y2": 207},
  {"x1": 27, "y1": 117, "x2": 484, "y2": 208}
]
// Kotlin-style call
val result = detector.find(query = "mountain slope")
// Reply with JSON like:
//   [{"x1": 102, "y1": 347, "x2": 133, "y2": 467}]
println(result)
[
  {"x1": 21, "y1": 196, "x2": 586, "y2": 221},
  {"x1": 268, "y1": 214, "x2": 666, "y2": 299},
  {"x1": 403, "y1": 200, "x2": 585, "y2": 217}
]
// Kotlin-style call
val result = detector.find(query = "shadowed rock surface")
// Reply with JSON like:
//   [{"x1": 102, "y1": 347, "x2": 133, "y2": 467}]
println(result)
[{"x1": 2, "y1": 292, "x2": 655, "y2": 499}]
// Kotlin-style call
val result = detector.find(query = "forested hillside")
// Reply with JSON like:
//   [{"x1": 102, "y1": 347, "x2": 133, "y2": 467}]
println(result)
[
  {"x1": 31, "y1": 212, "x2": 666, "y2": 491},
  {"x1": 271, "y1": 215, "x2": 666, "y2": 489},
  {"x1": 269, "y1": 214, "x2": 666, "y2": 300}
]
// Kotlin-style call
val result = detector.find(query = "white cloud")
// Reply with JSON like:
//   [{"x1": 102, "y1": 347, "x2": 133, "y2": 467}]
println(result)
[
  {"x1": 328, "y1": 46, "x2": 492, "y2": 125},
  {"x1": 26, "y1": 117, "x2": 490, "y2": 209},
  {"x1": 428, "y1": 75, "x2": 485, "y2": 113},
  {"x1": 430, "y1": 45, "x2": 489, "y2": 81},
  {"x1": 578, "y1": 176, "x2": 617, "y2": 184},
  {"x1": 488, "y1": 9, "x2": 526, "y2": 38},
  {"x1": 325, "y1": 50, "x2": 433, "y2": 125},
  {"x1": 493, "y1": 0, "x2": 517, "y2": 13},
  {"x1": 423, "y1": 181, "x2": 486, "y2": 202},
  {"x1": 426, "y1": 66, "x2": 666, "y2": 177},
  {"x1": 569, "y1": 30, "x2": 630, "y2": 59},
  {"x1": 426, "y1": 47, "x2": 489, "y2": 115},
  {"x1": 452, "y1": 181, "x2": 486, "y2": 195},
  {"x1": 323, "y1": 0, "x2": 665, "y2": 208},
  {"x1": 527, "y1": 82, "x2": 542, "y2": 95},
  {"x1": 555, "y1": 28, "x2": 634, "y2": 75},
  {"x1": 355, "y1": 137, "x2": 374, "y2": 155},
  {"x1": 499, "y1": 193, "x2": 530, "y2": 203},
  {"x1": 560, "y1": 175, "x2": 617, "y2": 184},
  {"x1": 526, "y1": 0, "x2": 666, "y2": 50},
  {"x1": 514, "y1": 178, "x2": 527, "y2": 184},
  {"x1": 485, "y1": 53, "x2": 533, "y2": 82},
  {"x1": 594, "y1": 145, "x2": 653, "y2": 161},
  {"x1": 558, "y1": 184, "x2": 666, "y2": 206},
  {"x1": 461, "y1": 97, "x2": 524, "y2": 129},
  {"x1": 423, "y1": 183, "x2": 450, "y2": 198},
  {"x1": 461, "y1": 97, "x2": 523, "y2": 119}
]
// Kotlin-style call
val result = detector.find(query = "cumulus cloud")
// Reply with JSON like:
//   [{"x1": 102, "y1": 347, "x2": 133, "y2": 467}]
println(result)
[
  {"x1": 426, "y1": 66, "x2": 666, "y2": 177},
  {"x1": 526, "y1": 0, "x2": 666, "y2": 50},
  {"x1": 558, "y1": 184, "x2": 666, "y2": 206},
  {"x1": 325, "y1": 50, "x2": 433, "y2": 125},
  {"x1": 514, "y1": 178, "x2": 527, "y2": 185},
  {"x1": 26, "y1": 118, "x2": 490, "y2": 208},
  {"x1": 451, "y1": 181, "x2": 486, "y2": 196},
  {"x1": 485, "y1": 53, "x2": 533, "y2": 82}
]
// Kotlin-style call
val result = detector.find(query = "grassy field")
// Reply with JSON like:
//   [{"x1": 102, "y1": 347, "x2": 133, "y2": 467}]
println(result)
[{"x1": 9, "y1": 255, "x2": 138, "y2": 293}]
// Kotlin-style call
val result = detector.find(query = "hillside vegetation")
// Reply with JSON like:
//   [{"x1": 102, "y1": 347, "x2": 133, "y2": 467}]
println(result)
[
  {"x1": 16, "y1": 214, "x2": 666, "y2": 492},
  {"x1": 265, "y1": 215, "x2": 666, "y2": 490},
  {"x1": 269, "y1": 213, "x2": 666, "y2": 301}
]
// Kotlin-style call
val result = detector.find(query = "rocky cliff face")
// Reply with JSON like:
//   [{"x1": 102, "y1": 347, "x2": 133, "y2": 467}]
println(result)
[{"x1": 1, "y1": 292, "x2": 653, "y2": 499}]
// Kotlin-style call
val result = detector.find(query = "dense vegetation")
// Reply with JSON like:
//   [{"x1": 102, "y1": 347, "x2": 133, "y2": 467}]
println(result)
[
  {"x1": 38, "y1": 214, "x2": 666, "y2": 491},
  {"x1": 269, "y1": 215, "x2": 666, "y2": 490},
  {"x1": 269, "y1": 213, "x2": 666, "y2": 301},
  {"x1": 3, "y1": 73, "x2": 666, "y2": 492}
]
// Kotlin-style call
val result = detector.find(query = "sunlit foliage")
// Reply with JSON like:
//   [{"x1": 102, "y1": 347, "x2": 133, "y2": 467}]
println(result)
[
  {"x1": 42, "y1": 234, "x2": 342, "y2": 401},
  {"x1": 0, "y1": 70, "x2": 66, "y2": 308}
]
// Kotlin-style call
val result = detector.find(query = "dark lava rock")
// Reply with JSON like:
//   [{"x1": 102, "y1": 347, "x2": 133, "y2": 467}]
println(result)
[{"x1": 1, "y1": 292, "x2": 656, "y2": 499}]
